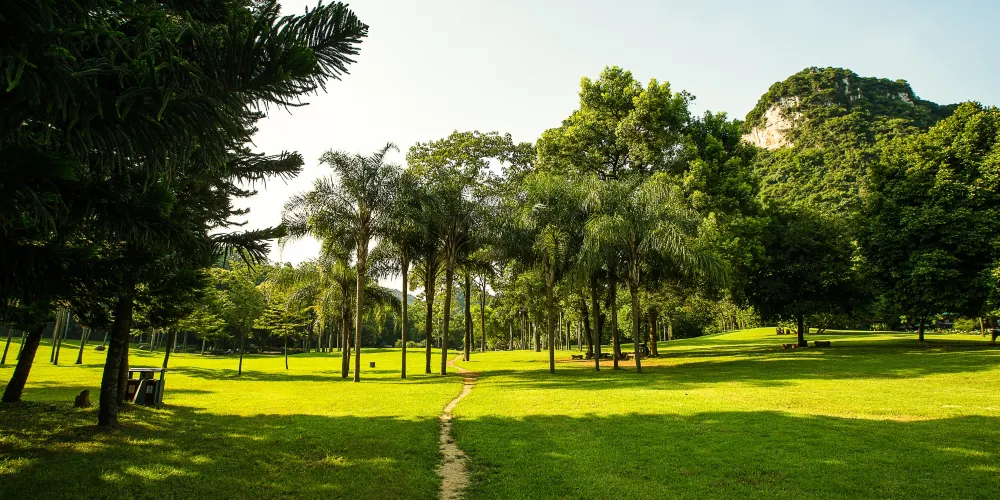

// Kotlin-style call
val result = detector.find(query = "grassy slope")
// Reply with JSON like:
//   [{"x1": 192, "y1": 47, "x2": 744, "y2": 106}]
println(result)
[
  {"x1": 0, "y1": 343, "x2": 461, "y2": 500},
  {"x1": 453, "y1": 329, "x2": 1000, "y2": 499}
]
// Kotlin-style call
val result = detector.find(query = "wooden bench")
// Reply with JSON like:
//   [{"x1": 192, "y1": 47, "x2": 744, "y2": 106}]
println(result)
[{"x1": 813, "y1": 340, "x2": 831, "y2": 347}]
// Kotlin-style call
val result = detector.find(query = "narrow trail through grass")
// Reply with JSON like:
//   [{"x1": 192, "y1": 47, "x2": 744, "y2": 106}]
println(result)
[{"x1": 437, "y1": 355, "x2": 476, "y2": 500}]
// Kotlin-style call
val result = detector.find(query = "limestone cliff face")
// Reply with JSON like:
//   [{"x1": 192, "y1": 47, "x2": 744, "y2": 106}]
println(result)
[
  {"x1": 742, "y1": 67, "x2": 949, "y2": 151},
  {"x1": 742, "y1": 98, "x2": 800, "y2": 150}
]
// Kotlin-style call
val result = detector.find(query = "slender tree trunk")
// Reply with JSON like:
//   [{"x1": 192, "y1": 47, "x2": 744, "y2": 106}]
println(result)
[
  {"x1": 424, "y1": 266, "x2": 436, "y2": 374},
  {"x1": 609, "y1": 272, "x2": 620, "y2": 369},
  {"x1": 353, "y1": 251, "x2": 367, "y2": 383},
  {"x1": 648, "y1": 313, "x2": 659, "y2": 357},
  {"x1": 581, "y1": 302, "x2": 593, "y2": 356},
  {"x1": 341, "y1": 308, "x2": 352, "y2": 378},
  {"x1": 979, "y1": 317, "x2": 986, "y2": 337},
  {"x1": 201, "y1": 336, "x2": 206, "y2": 355},
  {"x1": 162, "y1": 331, "x2": 176, "y2": 369},
  {"x1": 50, "y1": 310, "x2": 63, "y2": 363},
  {"x1": 238, "y1": 329, "x2": 246, "y2": 376},
  {"x1": 182, "y1": 331, "x2": 188, "y2": 351},
  {"x1": 463, "y1": 272, "x2": 472, "y2": 362},
  {"x1": 441, "y1": 264, "x2": 455, "y2": 375},
  {"x1": 53, "y1": 310, "x2": 67, "y2": 365},
  {"x1": 75, "y1": 327, "x2": 90, "y2": 365},
  {"x1": 533, "y1": 311, "x2": 540, "y2": 353},
  {"x1": 480, "y1": 277, "x2": 487, "y2": 353},
  {"x1": 2, "y1": 323, "x2": 46, "y2": 402},
  {"x1": 99, "y1": 288, "x2": 135, "y2": 428},
  {"x1": 629, "y1": 281, "x2": 642, "y2": 373},
  {"x1": 797, "y1": 314, "x2": 807, "y2": 347},
  {"x1": 590, "y1": 276, "x2": 601, "y2": 371},
  {"x1": 918, "y1": 316, "x2": 926, "y2": 342},
  {"x1": 284, "y1": 336, "x2": 289, "y2": 370},
  {"x1": 1, "y1": 326, "x2": 12, "y2": 365},
  {"x1": 401, "y1": 255, "x2": 409, "y2": 379},
  {"x1": 546, "y1": 269, "x2": 556, "y2": 374},
  {"x1": 508, "y1": 322, "x2": 513, "y2": 350}
]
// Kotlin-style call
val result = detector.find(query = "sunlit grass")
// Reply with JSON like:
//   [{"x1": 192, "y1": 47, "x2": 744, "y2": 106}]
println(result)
[
  {"x1": 0, "y1": 343, "x2": 462, "y2": 499},
  {"x1": 2, "y1": 329, "x2": 999, "y2": 498},
  {"x1": 453, "y1": 328, "x2": 1000, "y2": 498}
]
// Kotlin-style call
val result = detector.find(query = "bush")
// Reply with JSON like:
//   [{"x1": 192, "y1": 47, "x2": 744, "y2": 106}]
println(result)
[
  {"x1": 952, "y1": 317, "x2": 979, "y2": 333},
  {"x1": 393, "y1": 339, "x2": 422, "y2": 348}
]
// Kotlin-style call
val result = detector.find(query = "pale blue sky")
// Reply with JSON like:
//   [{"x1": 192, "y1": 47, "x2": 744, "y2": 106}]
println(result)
[{"x1": 248, "y1": 0, "x2": 999, "y2": 268}]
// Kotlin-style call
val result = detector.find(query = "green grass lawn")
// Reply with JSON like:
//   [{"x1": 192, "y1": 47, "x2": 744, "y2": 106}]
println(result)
[
  {"x1": 452, "y1": 329, "x2": 1000, "y2": 499},
  {"x1": 2, "y1": 329, "x2": 999, "y2": 499},
  {"x1": 0, "y1": 343, "x2": 462, "y2": 499}
]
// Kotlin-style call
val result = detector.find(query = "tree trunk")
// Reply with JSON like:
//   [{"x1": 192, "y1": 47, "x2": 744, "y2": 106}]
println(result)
[
  {"x1": 201, "y1": 336, "x2": 206, "y2": 355},
  {"x1": 546, "y1": 269, "x2": 556, "y2": 374},
  {"x1": 16, "y1": 329, "x2": 25, "y2": 359},
  {"x1": 1, "y1": 326, "x2": 12, "y2": 365},
  {"x1": 75, "y1": 327, "x2": 90, "y2": 365},
  {"x1": 629, "y1": 281, "x2": 642, "y2": 373},
  {"x1": 284, "y1": 336, "x2": 289, "y2": 370},
  {"x1": 480, "y1": 277, "x2": 487, "y2": 353},
  {"x1": 441, "y1": 264, "x2": 455, "y2": 375},
  {"x1": 648, "y1": 312, "x2": 659, "y2": 357},
  {"x1": 918, "y1": 316, "x2": 926, "y2": 342},
  {"x1": 341, "y1": 307, "x2": 352, "y2": 378},
  {"x1": 609, "y1": 272, "x2": 620, "y2": 369},
  {"x1": 797, "y1": 314, "x2": 807, "y2": 347},
  {"x1": 162, "y1": 330, "x2": 176, "y2": 369},
  {"x1": 117, "y1": 336, "x2": 130, "y2": 404},
  {"x1": 532, "y1": 312, "x2": 540, "y2": 353},
  {"x1": 54, "y1": 311, "x2": 69, "y2": 364},
  {"x1": 463, "y1": 272, "x2": 472, "y2": 362},
  {"x1": 49, "y1": 311, "x2": 62, "y2": 362},
  {"x1": 508, "y1": 322, "x2": 513, "y2": 350},
  {"x1": 2, "y1": 323, "x2": 46, "y2": 402},
  {"x1": 590, "y1": 275, "x2": 601, "y2": 371},
  {"x1": 99, "y1": 288, "x2": 135, "y2": 428},
  {"x1": 401, "y1": 255, "x2": 409, "y2": 379},
  {"x1": 182, "y1": 331, "x2": 188, "y2": 351},
  {"x1": 238, "y1": 329, "x2": 246, "y2": 376},
  {"x1": 424, "y1": 265, "x2": 436, "y2": 374},
  {"x1": 353, "y1": 252, "x2": 367, "y2": 383},
  {"x1": 979, "y1": 317, "x2": 986, "y2": 337}
]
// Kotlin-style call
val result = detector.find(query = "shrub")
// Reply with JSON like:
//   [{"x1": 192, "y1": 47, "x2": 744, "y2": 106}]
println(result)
[{"x1": 952, "y1": 317, "x2": 979, "y2": 333}]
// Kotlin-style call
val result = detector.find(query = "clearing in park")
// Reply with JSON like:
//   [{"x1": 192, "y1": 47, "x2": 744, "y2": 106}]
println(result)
[{"x1": 2, "y1": 328, "x2": 998, "y2": 499}]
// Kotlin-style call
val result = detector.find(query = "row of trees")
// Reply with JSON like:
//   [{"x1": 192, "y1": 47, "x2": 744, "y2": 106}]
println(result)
[{"x1": 0, "y1": 0, "x2": 369, "y2": 428}]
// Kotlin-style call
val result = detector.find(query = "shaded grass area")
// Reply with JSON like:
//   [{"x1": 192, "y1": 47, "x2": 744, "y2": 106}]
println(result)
[
  {"x1": 0, "y1": 344, "x2": 461, "y2": 499},
  {"x1": 453, "y1": 329, "x2": 1000, "y2": 499}
]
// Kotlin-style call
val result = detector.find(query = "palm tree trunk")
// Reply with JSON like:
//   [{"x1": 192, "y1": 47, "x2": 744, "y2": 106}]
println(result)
[
  {"x1": 99, "y1": 287, "x2": 135, "y2": 428},
  {"x1": 75, "y1": 327, "x2": 90, "y2": 364},
  {"x1": 648, "y1": 312, "x2": 659, "y2": 357},
  {"x1": 441, "y1": 264, "x2": 455, "y2": 375},
  {"x1": 609, "y1": 272, "x2": 620, "y2": 369},
  {"x1": 341, "y1": 308, "x2": 351, "y2": 378},
  {"x1": 2, "y1": 323, "x2": 46, "y2": 402},
  {"x1": 629, "y1": 281, "x2": 642, "y2": 373},
  {"x1": 401, "y1": 255, "x2": 409, "y2": 379},
  {"x1": 425, "y1": 272, "x2": 435, "y2": 374},
  {"x1": 480, "y1": 277, "x2": 487, "y2": 353},
  {"x1": 590, "y1": 275, "x2": 601, "y2": 371},
  {"x1": 353, "y1": 252, "x2": 367, "y2": 383},
  {"x1": 463, "y1": 272, "x2": 472, "y2": 362},
  {"x1": 546, "y1": 268, "x2": 556, "y2": 374},
  {"x1": 1, "y1": 326, "x2": 12, "y2": 365}
]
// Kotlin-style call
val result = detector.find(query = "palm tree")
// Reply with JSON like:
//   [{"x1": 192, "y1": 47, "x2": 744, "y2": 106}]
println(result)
[
  {"x1": 583, "y1": 174, "x2": 725, "y2": 372},
  {"x1": 517, "y1": 172, "x2": 586, "y2": 373},
  {"x1": 284, "y1": 144, "x2": 400, "y2": 382}
]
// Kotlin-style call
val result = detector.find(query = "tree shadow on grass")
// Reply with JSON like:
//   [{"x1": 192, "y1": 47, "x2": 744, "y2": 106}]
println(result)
[
  {"x1": 0, "y1": 402, "x2": 443, "y2": 500},
  {"x1": 454, "y1": 411, "x2": 1000, "y2": 499}
]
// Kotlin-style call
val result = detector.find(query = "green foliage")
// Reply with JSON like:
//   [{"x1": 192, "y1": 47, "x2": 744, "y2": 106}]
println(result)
[{"x1": 859, "y1": 102, "x2": 1000, "y2": 321}]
